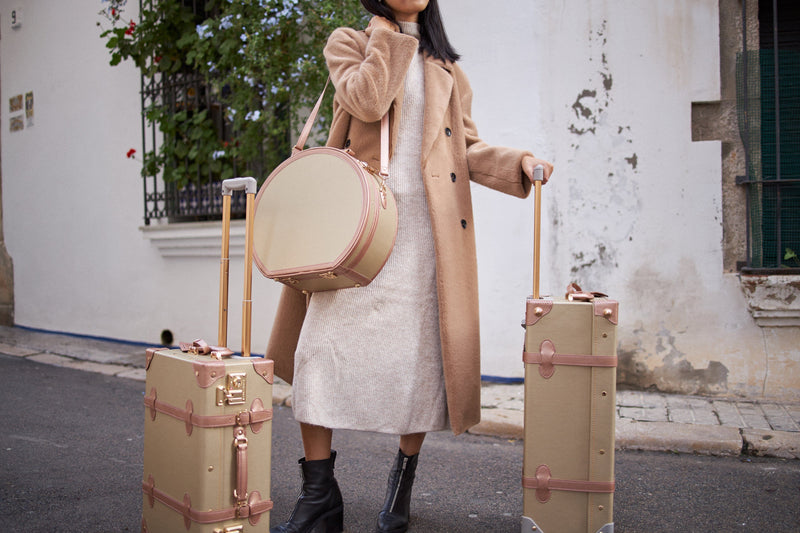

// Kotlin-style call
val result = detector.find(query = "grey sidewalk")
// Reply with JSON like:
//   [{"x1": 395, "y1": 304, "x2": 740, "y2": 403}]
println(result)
[{"x1": 1, "y1": 325, "x2": 798, "y2": 460}]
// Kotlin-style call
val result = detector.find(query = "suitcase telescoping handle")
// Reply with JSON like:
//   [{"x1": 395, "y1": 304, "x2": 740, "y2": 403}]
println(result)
[
  {"x1": 219, "y1": 177, "x2": 257, "y2": 357},
  {"x1": 532, "y1": 165, "x2": 544, "y2": 299}
]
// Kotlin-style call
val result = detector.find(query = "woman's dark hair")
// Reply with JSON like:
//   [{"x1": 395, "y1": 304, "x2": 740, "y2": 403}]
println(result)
[{"x1": 360, "y1": 0, "x2": 460, "y2": 63}]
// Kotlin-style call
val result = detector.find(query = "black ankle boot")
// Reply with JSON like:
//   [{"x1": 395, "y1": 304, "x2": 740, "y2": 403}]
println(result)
[
  {"x1": 375, "y1": 449, "x2": 419, "y2": 533},
  {"x1": 270, "y1": 450, "x2": 343, "y2": 533}
]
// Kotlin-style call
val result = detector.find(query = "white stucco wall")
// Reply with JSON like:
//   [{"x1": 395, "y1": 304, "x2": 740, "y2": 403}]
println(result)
[
  {"x1": 1, "y1": 0, "x2": 796, "y2": 399},
  {"x1": 442, "y1": 0, "x2": 796, "y2": 397},
  {"x1": 0, "y1": 0, "x2": 282, "y2": 353}
]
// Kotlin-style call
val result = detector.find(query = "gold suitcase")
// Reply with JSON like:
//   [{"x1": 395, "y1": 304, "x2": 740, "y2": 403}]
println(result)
[
  {"x1": 521, "y1": 167, "x2": 618, "y2": 533},
  {"x1": 142, "y1": 178, "x2": 274, "y2": 532}
]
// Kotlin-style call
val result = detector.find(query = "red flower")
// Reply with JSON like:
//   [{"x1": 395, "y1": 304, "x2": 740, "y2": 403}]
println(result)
[
  {"x1": 111, "y1": 8, "x2": 116, "y2": 16},
  {"x1": 154, "y1": 55, "x2": 162, "y2": 63},
  {"x1": 126, "y1": 148, "x2": 136, "y2": 158},
  {"x1": 125, "y1": 20, "x2": 136, "y2": 36}
]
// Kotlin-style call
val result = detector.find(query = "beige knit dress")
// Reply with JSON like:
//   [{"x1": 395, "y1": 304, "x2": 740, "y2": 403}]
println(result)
[{"x1": 292, "y1": 22, "x2": 448, "y2": 435}]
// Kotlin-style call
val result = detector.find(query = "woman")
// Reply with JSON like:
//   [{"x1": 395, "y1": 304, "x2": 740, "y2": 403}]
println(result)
[{"x1": 268, "y1": 1, "x2": 553, "y2": 531}]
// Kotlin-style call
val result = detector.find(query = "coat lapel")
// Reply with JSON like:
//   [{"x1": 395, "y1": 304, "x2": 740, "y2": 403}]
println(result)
[{"x1": 421, "y1": 56, "x2": 454, "y2": 163}]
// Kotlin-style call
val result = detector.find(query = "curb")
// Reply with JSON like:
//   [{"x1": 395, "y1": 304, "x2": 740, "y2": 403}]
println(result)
[
  {"x1": 471, "y1": 404, "x2": 800, "y2": 459},
  {"x1": 2, "y1": 333, "x2": 798, "y2": 460},
  {"x1": 742, "y1": 428, "x2": 800, "y2": 460},
  {"x1": 614, "y1": 418, "x2": 743, "y2": 456}
]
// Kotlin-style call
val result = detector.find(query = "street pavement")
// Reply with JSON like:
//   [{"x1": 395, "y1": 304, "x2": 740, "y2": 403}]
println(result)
[
  {"x1": 2, "y1": 349, "x2": 798, "y2": 532},
  {"x1": 1, "y1": 325, "x2": 797, "y2": 460}
]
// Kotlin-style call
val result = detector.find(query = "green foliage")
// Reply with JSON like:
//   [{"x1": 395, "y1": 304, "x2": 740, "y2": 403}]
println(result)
[
  {"x1": 784, "y1": 248, "x2": 800, "y2": 267},
  {"x1": 99, "y1": 0, "x2": 368, "y2": 186}
]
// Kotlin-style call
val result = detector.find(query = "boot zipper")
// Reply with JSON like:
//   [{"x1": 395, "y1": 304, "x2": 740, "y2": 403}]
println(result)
[{"x1": 388, "y1": 456, "x2": 409, "y2": 512}]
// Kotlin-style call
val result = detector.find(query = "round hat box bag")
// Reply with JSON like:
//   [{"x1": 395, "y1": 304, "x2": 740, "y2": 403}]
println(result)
[{"x1": 252, "y1": 142, "x2": 397, "y2": 293}]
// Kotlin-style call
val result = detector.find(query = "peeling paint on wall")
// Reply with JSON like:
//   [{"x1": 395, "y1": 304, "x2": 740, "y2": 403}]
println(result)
[
  {"x1": 559, "y1": 18, "x2": 640, "y2": 291},
  {"x1": 570, "y1": 243, "x2": 618, "y2": 277},
  {"x1": 618, "y1": 327, "x2": 731, "y2": 396}
]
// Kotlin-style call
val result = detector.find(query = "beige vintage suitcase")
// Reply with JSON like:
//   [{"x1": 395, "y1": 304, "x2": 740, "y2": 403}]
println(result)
[
  {"x1": 142, "y1": 178, "x2": 274, "y2": 532},
  {"x1": 521, "y1": 167, "x2": 618, "y2": 533}
]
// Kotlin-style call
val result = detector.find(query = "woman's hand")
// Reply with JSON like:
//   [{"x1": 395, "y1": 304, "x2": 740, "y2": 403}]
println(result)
[
  {"x1": 366, "y1": 16, "x2": 399, "y2": 34},
  {"x1": 522, "y1": 156, "x2": 554, "y2": 185}
]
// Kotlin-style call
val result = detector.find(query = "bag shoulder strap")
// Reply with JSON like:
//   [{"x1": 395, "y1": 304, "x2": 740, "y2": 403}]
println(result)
[{"x1": 293, "y1": 78, "x2": 389, "y2": 178}]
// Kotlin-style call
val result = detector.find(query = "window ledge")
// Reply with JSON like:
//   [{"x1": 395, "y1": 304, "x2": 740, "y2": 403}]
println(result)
[
  {"x1": 140, "y1": 221, "x2": 246, "y2": 258},
  {"x1": 739, "y1": 274, "x2": 800, "y2": 327}
]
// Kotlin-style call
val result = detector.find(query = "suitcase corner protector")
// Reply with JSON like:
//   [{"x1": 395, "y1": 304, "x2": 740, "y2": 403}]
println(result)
[{"x1": 521, "y1": 515, "x2": 541, "y2": 532}]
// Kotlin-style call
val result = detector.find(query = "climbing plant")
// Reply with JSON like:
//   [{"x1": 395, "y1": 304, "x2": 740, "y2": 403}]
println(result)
[{"x1": 99, "y1": 0, "x2": 367, "y2": 187}]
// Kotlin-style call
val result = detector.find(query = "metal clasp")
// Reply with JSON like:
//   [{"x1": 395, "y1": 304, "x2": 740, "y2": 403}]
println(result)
[
  {"x1": 216, "y1": 373, "x2": 246, "y2": 406},
  {"x1": 213, "y1": 526, "x2": 243, "y2": 533}
]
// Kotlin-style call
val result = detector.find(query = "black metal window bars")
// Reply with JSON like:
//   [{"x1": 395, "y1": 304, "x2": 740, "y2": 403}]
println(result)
[
  {"x1": 141, "y1": 0, "x2": 248, "y2": 225},
  {"x1": 737, "y1": 0, "x2": 800, "y2": 271}
]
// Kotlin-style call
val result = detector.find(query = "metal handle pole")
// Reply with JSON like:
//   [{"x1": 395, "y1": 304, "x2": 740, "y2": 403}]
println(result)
[
  {"x1": 241, "y1": 191, "x2": 255, "y2": 357},
  {"x1": 219, "y1": 194, "x2": 232, "y2": 347},
  {"x1": 532, "y1": 165, "x2": 544, "y2": 299},
  {"x1": 220, "y1": 178, "x2": 258, "y2": 356}
]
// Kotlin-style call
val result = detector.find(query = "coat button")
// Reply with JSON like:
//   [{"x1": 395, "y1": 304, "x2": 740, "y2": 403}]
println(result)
[
  {"x1": 461, "y1": 219, "x2": 467, "y2": 229},
  {"x1": 344, "y1": 139, "x2": 351, "y2": 148},
  {"x1": 450, "y1": 172, "x2": 457, "y2": 182},
  {"x1": 445, "y1": 127, "x2": 452, "y2": 137}
]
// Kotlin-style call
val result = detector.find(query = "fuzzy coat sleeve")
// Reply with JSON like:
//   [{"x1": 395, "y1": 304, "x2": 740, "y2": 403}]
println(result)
[
  {"x1": 454, "y1": 64, "x2": 534, "y2": 199},
  {"x1": 323, "y1": 25, "x2": 419, "y2": 123}
]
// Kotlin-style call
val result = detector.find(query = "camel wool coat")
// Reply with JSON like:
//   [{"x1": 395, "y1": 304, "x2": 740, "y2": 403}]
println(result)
[{"x1": 265, "y1": 24, "x2": 533, "y2": 435}]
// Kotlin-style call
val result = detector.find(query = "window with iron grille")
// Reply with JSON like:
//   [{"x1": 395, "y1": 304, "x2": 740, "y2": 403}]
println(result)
[
  {"x1": 737, "y1": 0, "x2": 800, "y2": 270},
  {"x1": 141, "y1": 0, "x2": 269, "y2": 224},
  {"x1": 130, "y1": 0, "x2": 363, "y2": 226}
]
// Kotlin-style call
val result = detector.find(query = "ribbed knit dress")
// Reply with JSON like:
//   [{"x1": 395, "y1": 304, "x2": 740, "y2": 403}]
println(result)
[{"x1": 291, "y1": 22, "x2": 448, "y2": 435}]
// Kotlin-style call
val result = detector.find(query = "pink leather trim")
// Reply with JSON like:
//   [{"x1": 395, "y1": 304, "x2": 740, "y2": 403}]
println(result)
[
  {"x1": 525, "y1": 299, "x2": 554, "y2": 326},
  {"x1": 565, "y1": 282, "x2": 609, "y2": 301},
  {"x1": 192, "y1": 360, "x2": 226, "y2": 389},
  {"x1": 523, "y1": 340, "x2": 618, "y2": 379},
  {"x1": 180, "y1": 339, "x2": 234, "y2": 359},
  {"x1": 537, "y1": 340, "x2": 556, "y2": 378},
  {"x1": 184, "y1": 400, "x2": 194, "y2": 436},
  {"x1": 335, "y1": 265, "x2": 373, "y2": 286},
  {"x1": 594, "y1": 299, "x2": 619, "y2": 325},
  {"x1": 380, "y1": 113, "x2": 389, "y2": 177},
  {"x1": 145, "y1": 348, "x2": 159, "y2": 370},
  {"x1": 522, "y1": 464, "x2": 615, "y2": 504},
  {"x1": 181, "y1": 339, "x2": 209, "y2": 354},
  {"x1": 248, "y1": 491, "x2": 266, "y2": 526},
  {"x1": 234, "y1": 426, "x2": 248, "y2": 512},
  {"x1": 254, "y1": 147, "x2": 370, "y2": 279},
  {"x1": 146, "y1": 388, "x2": 157, "y2": 421},
  {"x1": 145, "y1": 474, "x2": 155, "y2": 508},
  {"x1": 141, "y1": 477, "x2": 273, "y2": 527},
  {"x1": 252, "y1": 359, "x2": 274, "y2": 384},
  {"x1": 346, "y1": 182, "x2": 381, "y2": 270},
  {"x1": 182, "y1": 493, "x2": 192, "y2": 530},
  {"x1": 143, "y1": 391, "x2": 273, "y2": 432},
  {"x1": 249, "y1": 398, "x2": 266, "y2": 434}
]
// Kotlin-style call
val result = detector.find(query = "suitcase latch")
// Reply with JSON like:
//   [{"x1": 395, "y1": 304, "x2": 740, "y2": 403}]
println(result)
[
  {"x1": 213, "y1": 526, "x2": 243, "y2": 533},
  {"x1": 216, "y1": 373, "x2": 246, "y2": 406}
]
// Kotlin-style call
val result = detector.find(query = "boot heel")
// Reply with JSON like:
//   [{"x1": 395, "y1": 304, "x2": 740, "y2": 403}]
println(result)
[
  {"x1": 271, "y1": 451, "x2": 343, "y2": 533},
  {"x1": 315, "y1": 505, "x2": 343, "y2": 533}
]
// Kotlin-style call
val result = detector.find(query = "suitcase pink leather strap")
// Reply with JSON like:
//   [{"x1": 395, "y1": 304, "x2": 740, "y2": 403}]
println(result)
[
  {"x1": 234, "y1": 425, "x2": 249, "y2": 514},
  {"x1": 143, "y1": 475, "x2": 273, "y2": 528},
  {"x1": 522, "y1": 464, "x2": 615, "y2": 503},
  {"x1": 144, "y1": 388, "x2": 272, "y2": 435},
  {"x1": 179, "y1": 339, "x2": 235, "y2": 359},
  {"x1": 523, "y1": 340, "x2": 618, "y2": 378}
]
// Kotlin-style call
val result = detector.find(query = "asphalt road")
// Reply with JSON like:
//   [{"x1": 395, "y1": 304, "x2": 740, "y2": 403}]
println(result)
[{"x1": 1, "y1": 353, "x2": 798, "y2": 532}]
